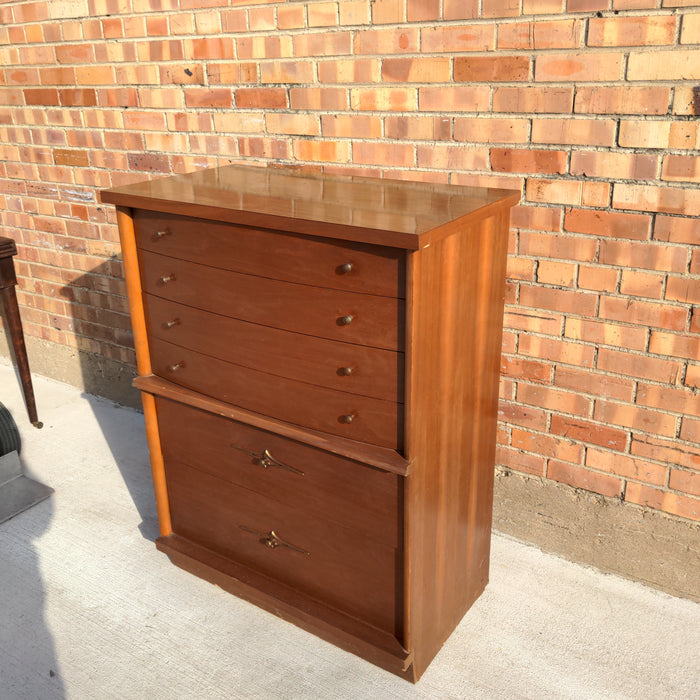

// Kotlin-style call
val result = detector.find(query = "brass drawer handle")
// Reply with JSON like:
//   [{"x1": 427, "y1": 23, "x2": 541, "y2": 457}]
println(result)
[
  {"x1": 337, "y1": 366, "x2": 354, "y2": 376},
  {"x1": 231, "y1": 446, "x2": 304, "y2": 476},
  {"x1": 339, "y1": 413, "x2": 355, "y2": 424},
  {"x1": 153, "y1": 229, "x2": 170, "y2": 240},
  {"x1": 162, "y1": 318, "x2": 180, "y2": 329},
  {"x1": 239, "y1": 526, "x2": 309, "y2": 555},
  {"x1": 337, "y1": 262, "x2": 353, "y2": 274},
  {"x1": 167, "y1": 361, "x2": 185, "y2": 372},
  {"x1": 337, "y1": 314, "x2": 354, "y2": 326},
  {"x1": 157, "y1": 274, "x2": 176, "y2": 286}
]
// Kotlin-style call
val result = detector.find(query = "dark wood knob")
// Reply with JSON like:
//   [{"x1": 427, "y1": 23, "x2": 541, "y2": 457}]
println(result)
[
  {"x1": 339, "y1": 413, "x2": 355, "y2": 424},
  {"x1": 338, "y1": 262, "x2": 353, "y2": 274},
  {"x1": 338, "y1": 314, "x2": 354, "y2": 326}
]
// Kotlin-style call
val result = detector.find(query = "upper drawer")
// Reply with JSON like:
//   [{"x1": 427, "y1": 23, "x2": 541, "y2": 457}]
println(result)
[
  {"x1": 134, "y1": 210, "x2": 405, "y2": 298},
  {"x1": 139, "y1": 250, "x2": 404, "y2": 351}
]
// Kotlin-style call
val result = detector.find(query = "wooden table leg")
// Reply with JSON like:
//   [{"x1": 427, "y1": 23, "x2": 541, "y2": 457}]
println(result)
[{"x1": 0, "y1": 282, "x2": 41, "y2": 428}]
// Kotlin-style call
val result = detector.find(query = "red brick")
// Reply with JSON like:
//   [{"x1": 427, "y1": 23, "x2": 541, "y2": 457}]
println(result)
[
  {"x1": 649, "y1": 331, "x2": 699, "y2": 360},
  {"x1": 637, "y1": 382, "x2": 700, "y2": 417},
  {"x1": 122, "y1": 111, "x2": 167, "y2": 131},
  {"x1": 265, "y1": 113, "x2": 320, "y2": 136},
  {"x1": 503, "y1": 309, "x2": 563, "y2": 336},
  {"x1": 371, "y1": 0, "x2": 405, "y2": 23},
  {"x1": 339, "y1": 1, "x2": 370, "y2": 25},
  {"x1": 382, "y1": 57, "x2": 451, "y2": 83},
  {"x1": 322, "y1": 114, "x2": 381, "y2": 138},
  {"x1": 669, "y1": 121, "x2": 700, "y2": 149},
  {"x1": 619, "y1": 270, "x2": 664, "y2": 299},
  {"x1": 207, "y1": 63, "x2": 257, "y2": 85},
  {"x1": 669, "y1": 469, "x2": 700, "y2": 498},
  {"x1": 160, "y1": 64, "x2": 206, "y2": 85},
  {"x1": 536, "y1": 53, "x2": 623, "y2": 81},
  {"x1": 594, "y1": 399, "x2": 677, "y2": 438},
  {"x1": 421, "y1": 24, "x2": 494, "y2": 53},
  {"x1": 354, "y1": 142, "x2": 414, "y2": 168},
  {"x1": 628, "y1": 49, "x2": 700, "y2": 81},
  {"x1": 548, "y1": 460, "x2": 623, "y2": 498},
  {"x1": 354, "y1": 28, "x2": 418, "y2": 55},
  {"x1": 481, "y1": 0, "x2": 520, "y2": 17},
  {"x1": 565, "y1": 318, "x2": 647, "y2": 351},
  {"x1": 576, "y1": 265, "x2": 618, "y2": 292},
  {"x1": 588, "y1": 15, "x2": 676, "y2": 46},
  {"x1": 518, "y1": 383, "x2": 593, "y2": 417},
  {"x1": 599, "y1": 239, "x2": 688, "y2": 273},
  {"x1": 455, "y1": 56, "x2": 530, "y2": 82},
  {"x1": 597, "y1": 346, "x2": 684, "y2": 383},
  {"x1": 238, "y1": 36, "x2": 292, "y2": 60},
  {"x1": 235, "y1": 87, "x2": 287, "y2": 109},
  {"x1": 420, "y1": 86, "x2": 490, "y2": 112},
  {"x1": 127, "y1": 153, "x2": 170, "y2": 173},
  {"x1": 661, "y1": 155, "x2": 700, "y2": 184},
  {"x1": 493, "y1": 87, "x2": 573, "y2": 113},
  {"x1": 551, "y1": 414, "x2": 628, "y2": 451},
  {"x1": 665, "y1": 276, "x2": 700, "y2": 305},
  {"x1": 510, "y1": 206, "x2": 562, "y2": 232},
  {"x1": 238, "y1": 137, "x2": 290, "y2": 160},
  {"x1": 498, "y1": 20, "x2": 583, "y2": 50},
  {"x1": 350, "y1": 87, "x2": 416, "y2": 111},
  {"x1": 443, "y1": 0, "x2": 479, "y2": 19},
  {"x1": 536, "y1": 260, "x2": 575, "y2": 286},
  {"x1": 554, "y1": 366, "x2": 635, "y2": 403},
  {"x1": 261, "y1": 60, "x2": 314, "y2": 84},
  {"x1": 519, "y1": 231, "x2": 596, "y2": 261},
  {"x1": 290, "y1": 87, "x2": 347, "y2": 111},
  {"x1": 53, "y1": 149, "x2": 88, "y2": 167},
  {"x1": 308, "y1": 1, "x2": 338, "y2": 27},
  {"x1": 523, "y1": 0, "x2": 565, "y2": 12},
  {"x1": 277, "y1": 4, "x2": 305, "y2": 29},
  {"x1": 185, "y1": 37, "x2": 235, "y2": 60},
  {"x1": 501, "y1": 355, "x2": 553, "y2": 383},
  {"x1": 491, "y1": 149, "x2": 567, "y2": 175},
  {"x1": 632, "y1": 433, "x2": 700, "y2": 471},
  {"x1": 24, "y1": 88, "x2": 60, "y2": 106},
  {"x1": 619, "y1": 119, "x2": 670, "y2": 148},
  {"x1": 625, "y1": 483, "x2": 699, "y2": 521},
  {"x1": 586, "y1": 449, "x2": 667, "y2": 486},
  {"x1": 319, "y1": 59, "x2": 379, "y2": 84},
  {"x1": 575, "y1": 86, "x2": 671, "y2": 115},
  {"x1": 499, "y1": 400, "x2": 548, "y2": 431},
  {"x1": 512, "y1": 428, "x2": 583, "y2": 463},
  {"x1": 520, "y1": 283, "x2": 597, "y2": 316},
  {"x1": 385, "y1": 116, "x2": 451, "y2": 141},
  {"x1": 571, "y1": 151, "x2": 658, "y2": 180},
  {"x1": 407, "y1": 0, "x2": 439, "y2": 20},
  {"x1": 564, "y1": 209, "x2": 651, "y2": 241},
  {"x1": 294, "y1": 139, "x2": 350, "y2": 163},
  {"x1": 526, "y1": 178, "x2": 585, "y2": 206},
  {"x1": 602, "y1": 295, "x2": 687, "y2": 333},
  {"x1": 185, "y1": 88, "x2": 232, "y2": 108},
  {"x1": 654, "y1": 216, "x2": 700, "y2": 245},
  {"x1": 496, "y1": 445, "x2": 546, "y2": 477},
  {"x1": 519, "y1": 334, "x2": 596, "y2": 368},
  {"x1": 416, "y1": 144, "x2": 488, "y2": 171},
  {"x1": 455, "y1": 117, "x2": 528, "y2": 144}
]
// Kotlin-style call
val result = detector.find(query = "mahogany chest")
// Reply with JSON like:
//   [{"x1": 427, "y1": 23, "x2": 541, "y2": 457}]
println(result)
[{"x1": 101, "y1": 165, "x2": 518, "y2": 682}]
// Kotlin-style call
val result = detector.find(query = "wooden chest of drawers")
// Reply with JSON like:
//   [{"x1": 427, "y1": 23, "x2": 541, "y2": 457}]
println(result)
[{"x1": 101, "y1": 165, "x2": 518, "y2": 682}]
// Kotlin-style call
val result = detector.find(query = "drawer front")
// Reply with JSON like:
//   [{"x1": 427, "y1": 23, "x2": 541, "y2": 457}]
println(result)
[
  {"x1": 155, "y1": 398, "x2": 401, "y2": 548},
  {"x1": 151, "y1": 338, "x2": 402, "y2": 449},
  {"x1": 134, "y1": 210, "x2": 405, "y2": 298},
  {"x1": 139, "y1": 250, "x2": 404, "y2": 351},
  {"x1": 166, "y1": 458, "x2": 401, "y2": 633},
  {"x1": 145, "y1": 295, "x2": 403, "y2": 403}
]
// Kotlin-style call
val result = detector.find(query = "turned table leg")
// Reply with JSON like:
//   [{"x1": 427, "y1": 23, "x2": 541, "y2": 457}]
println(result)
[{"x1": 0, "y1": 239, "x2": 41, "y2": 428}]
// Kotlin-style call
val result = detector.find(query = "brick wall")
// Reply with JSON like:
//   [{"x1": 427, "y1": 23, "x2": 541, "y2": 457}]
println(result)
[{"x1": 0, "y1": 0, "x2": 698, "y2": 524}]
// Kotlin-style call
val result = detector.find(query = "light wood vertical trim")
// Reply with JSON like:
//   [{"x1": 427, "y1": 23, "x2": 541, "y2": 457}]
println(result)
[{"x1": 116, "y1": 206, "x2": 172, "y2": 536}]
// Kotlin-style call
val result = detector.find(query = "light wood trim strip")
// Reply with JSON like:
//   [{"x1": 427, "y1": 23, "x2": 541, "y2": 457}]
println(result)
[{"x1": 116, "y1": 206, "x2": 172, "y2": 536}]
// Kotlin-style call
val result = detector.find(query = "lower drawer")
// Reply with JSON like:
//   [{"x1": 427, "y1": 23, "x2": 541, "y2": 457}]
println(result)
[
  {"x1": 165, "y1": 458, "x2": 401, "y2": 634},
  {"x1": 155, "y1": 397, "x2": 402, "y2": 548},
  {"x1": 150, "y1": 337, "x2": 402, "y2": 449}
]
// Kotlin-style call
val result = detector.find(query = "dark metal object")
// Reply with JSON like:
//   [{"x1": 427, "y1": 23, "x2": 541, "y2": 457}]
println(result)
[{"x1": 0, "y1": 237, "x2": 41, "y2": 428}]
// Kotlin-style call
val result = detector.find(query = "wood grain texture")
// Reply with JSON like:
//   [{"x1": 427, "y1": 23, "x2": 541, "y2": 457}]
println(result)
[
  {"x1": 403, "y1": 208, "x2": 512, "y2": 680},
  {"x1": 115, "y1": 207, "x2": 172, "y2": 536},
  {"x1": 155, "y1": 397, "x2": 402, "y2": 548},
  {"x1": 101, "y1": 164, "x2": 519, "y2": 250},
  {"x1": 149, "y1": 337, "x2": 402, "y2": 449},
  {"x1": 135, "y1": 210, "x2": 405, "y2": 298},
  {"x1": 139, "y1": 250, "x2": 405, "y2": 351},
  {"x1": 145, "y1": 295, "x2": 403, "y2": 402}
]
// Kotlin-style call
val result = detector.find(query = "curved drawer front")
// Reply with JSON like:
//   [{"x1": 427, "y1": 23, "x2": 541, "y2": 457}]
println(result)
[
  {"x1": 134, "y1": 210, "x2": 405, "y2": 298},
  {"x1": 155, "y1": 398, "x2": 401, "y2": 548},
  {"x1": 166, "y1": 458, "x2": 400, "y2": 633},
  {"x1": 140, "y1": 250, "x2": 403, "y2": 351},
  {"x1": 151, "y1": 338, "x2": 402, "y2": 449},
  {"x1": 145, "y1": 295, "x2": 403, "y2": 403}
]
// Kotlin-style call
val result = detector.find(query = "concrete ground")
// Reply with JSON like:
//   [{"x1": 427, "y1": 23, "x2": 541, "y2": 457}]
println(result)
[{"x1": 0, "y1": 358, "x2": 698, "y2": 700}]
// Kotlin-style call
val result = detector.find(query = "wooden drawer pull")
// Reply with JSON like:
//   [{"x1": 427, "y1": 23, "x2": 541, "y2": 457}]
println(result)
[
  {"x1": 337, "y1": 314, "x2": 354, "y2": 326},
  {"x1": 162, "y1": 318, "x2": 180, "y2": 329},
  {"x1": 152, "y1": 229, "x2": 171, "y2": 240},
  {"x1": 239, "y1": 526, "x2": 309, "y2": 555},
  {"x1": 232, "y1": 445, "x2": 305, "y2": 476},
  {"x1": 157, "y1": 274, "x2": 176, "y2": 286},
  {"x1": 167, "y1": 361, "x2": 185, "y2": 372}
]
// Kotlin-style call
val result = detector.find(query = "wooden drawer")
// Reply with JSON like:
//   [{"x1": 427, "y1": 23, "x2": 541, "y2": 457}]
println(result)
[
  {"x1": 134, "y1": 210, "x2": 405, "y2": 298},
  {"x1": 139, "y1": 250, "x2": 404, "y2": 351},
  {"x1": 165, "y1": 458, "x2": 401, "y2": 633},
  {"x1": 155, "y1": 398, "x2": 402, "y2": 548},
  {"x1": 145, "y1": 295, "x2": 403, "y2": 403},
  {"x1": 150, "y1": 338, "x2": 402, "y2": 449}
]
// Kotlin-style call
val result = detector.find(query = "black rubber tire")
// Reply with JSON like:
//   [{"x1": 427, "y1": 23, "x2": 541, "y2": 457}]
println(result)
[{"x1": 0, "y1": 402, "x2": 21, "y2": 456}]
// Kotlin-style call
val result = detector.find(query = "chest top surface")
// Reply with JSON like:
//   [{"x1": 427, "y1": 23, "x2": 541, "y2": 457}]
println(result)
[{"x1": 100, "y1": 164, "x2": 520, "y2": 250}]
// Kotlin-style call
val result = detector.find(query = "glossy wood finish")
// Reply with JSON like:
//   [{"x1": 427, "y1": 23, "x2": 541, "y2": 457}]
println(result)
[
  {"x1": 139, "y1": 250, "x2": 404, "y2": 351},
  {"x1": 101, "y1": 165, "x2": 518, "y2": 683},
  {"x1": 0, "y1": 237, "x2": 40, "y2": 427},
  {"x1": 155, "y1": 397, "x2": 402, "y2": 547},
  {"x1": 150, "y1": 337, "x2": 402, "y2": 448},
  {"x1": 403, "y1": 207, "x2": 512, "y2": 679},
  {"x1": 165, "y1": 458, "x2": 401, "y2": 633},
  {"x1": 145, "y1": 295, "x2": 403, "y2": 402},
  {"x1": 135, "y1": 210, "x2": 405, "y2": 298},
  {"x1": 101, "y1": 164, "x2": 519, "y2": 250}
]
